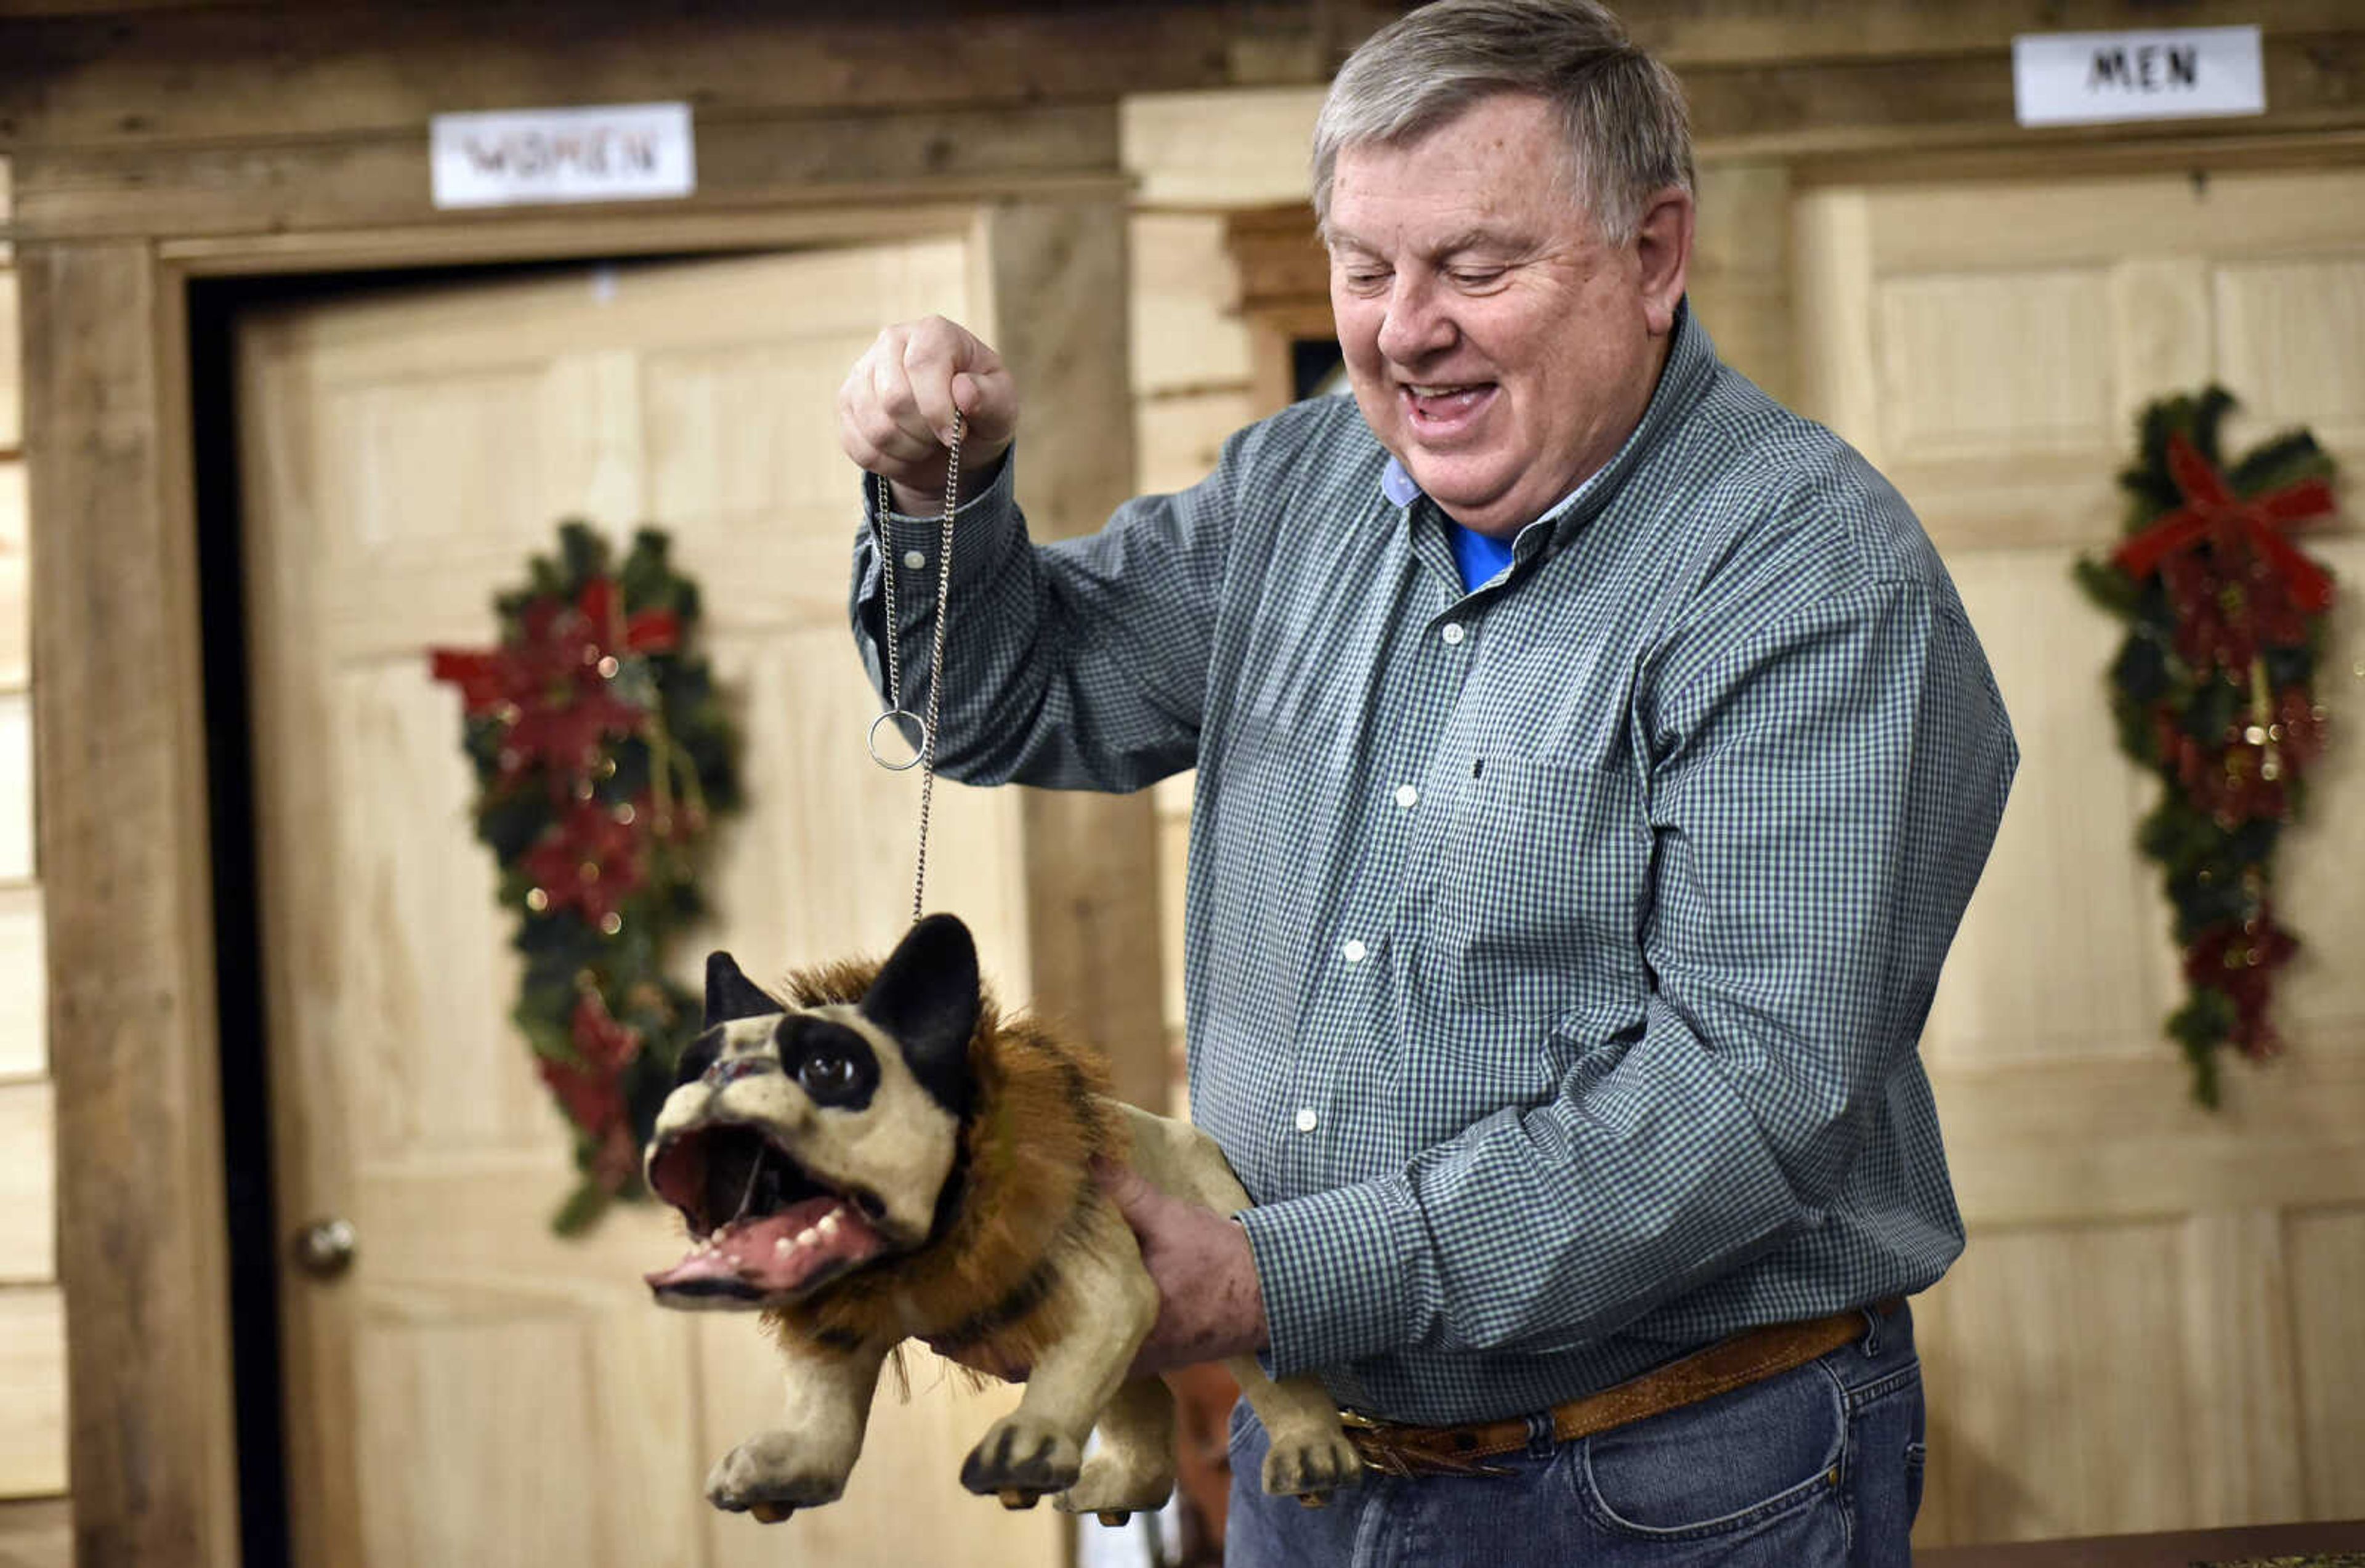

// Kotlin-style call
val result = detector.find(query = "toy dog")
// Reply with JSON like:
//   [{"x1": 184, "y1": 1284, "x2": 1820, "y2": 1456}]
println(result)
[{"x1": 642, "y1": 913, "x2": 1361, "y2": 1524}]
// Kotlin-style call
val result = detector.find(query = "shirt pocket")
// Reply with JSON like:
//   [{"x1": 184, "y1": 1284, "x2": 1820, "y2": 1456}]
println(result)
[{"x1": 1413, "y1": 751, "x2": 1651, "y2": 1031}]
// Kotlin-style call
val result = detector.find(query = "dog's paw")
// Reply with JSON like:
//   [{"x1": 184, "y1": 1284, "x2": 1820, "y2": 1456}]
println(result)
[
  {"x1": 705, "y1": 1429, "x2": 852, "y2": 1522},
  {"x1": 1056, "y1": 1452, "x2": 1174, "y2": 1522},
  {"x1": 960, "y1": 1414, "x2": 1083, "y2": 1508},
  {"x1": 1261, "y1": 1426, "x2": 1362, "y2": 1505}
]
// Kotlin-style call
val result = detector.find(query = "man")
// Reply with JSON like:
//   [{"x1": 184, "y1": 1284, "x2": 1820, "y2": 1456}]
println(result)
[{"x1": 838, "y1": 1, "x2": 2015, "y2": 1561}]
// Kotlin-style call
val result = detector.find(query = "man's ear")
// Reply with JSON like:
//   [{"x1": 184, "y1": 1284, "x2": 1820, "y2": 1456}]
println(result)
[
  {"x1": 703, "y1": 951, "x2": 780, "y2": 1028},
  {"x1": 859, "y1": 913, "x2": 980, "y2": 1113},
  {"x1": 1631, "y1": 185, "x2": 1694, "y2": 338}
]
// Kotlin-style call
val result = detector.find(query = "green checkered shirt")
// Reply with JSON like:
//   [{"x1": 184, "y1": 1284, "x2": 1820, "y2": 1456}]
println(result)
[{"x1": 853, "y1": 309, "x2": 2016, "y2": 1425}]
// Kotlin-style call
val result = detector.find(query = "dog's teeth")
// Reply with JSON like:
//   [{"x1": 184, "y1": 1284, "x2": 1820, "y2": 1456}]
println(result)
[
  {"x1": 774, "y1": 1237, "x2": 792, "y2": 1255},
  {"x1": 817, "y1": 1211, "x2": 841, "y2": 1237},
  {"x1": 796, "y1": 1227, "x2": 820, "y2": 1248}
]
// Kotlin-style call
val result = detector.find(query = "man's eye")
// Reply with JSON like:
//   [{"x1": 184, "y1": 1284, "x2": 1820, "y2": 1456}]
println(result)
[
  {"x1": 1449, "y1": 269, "x2": 1505, "y2": 289},
  {"x1": 1341, "y1": 269, "x2": 1389, "y2": 291}
]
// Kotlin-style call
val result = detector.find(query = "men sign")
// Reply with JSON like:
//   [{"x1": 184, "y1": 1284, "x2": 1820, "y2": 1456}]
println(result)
[{"x1": 2013, "y1": 26, "x2": 2266, "y2": 127}]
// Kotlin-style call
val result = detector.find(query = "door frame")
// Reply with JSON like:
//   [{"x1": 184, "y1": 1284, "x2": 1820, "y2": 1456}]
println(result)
[{"x1": 24, "y1": 187, "x2": 1161, "y2": 1567}]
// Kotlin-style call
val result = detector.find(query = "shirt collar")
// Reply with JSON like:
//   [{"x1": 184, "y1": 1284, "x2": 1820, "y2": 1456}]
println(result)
[{"x1": 1374, "y1": 300, "x2": 1718, "y2": 552}]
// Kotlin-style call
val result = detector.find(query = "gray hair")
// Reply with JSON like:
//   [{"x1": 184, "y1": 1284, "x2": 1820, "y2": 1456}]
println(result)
[{"x1": 1311, "y1": 0, "x2": 1694, "y2": 244}]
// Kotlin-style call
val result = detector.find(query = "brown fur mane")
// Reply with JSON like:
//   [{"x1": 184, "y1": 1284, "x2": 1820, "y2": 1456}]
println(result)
[{"x1": 758, "y1": 955, "x2": 1124, "y2": 1375}]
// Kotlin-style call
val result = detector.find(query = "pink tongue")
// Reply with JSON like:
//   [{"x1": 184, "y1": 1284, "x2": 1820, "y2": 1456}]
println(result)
[{"x1": 644, "y1": 1197, "x2": 887, "y2": 1298}]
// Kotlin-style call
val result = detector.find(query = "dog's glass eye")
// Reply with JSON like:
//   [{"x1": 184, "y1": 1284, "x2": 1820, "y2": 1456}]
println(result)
[{"x1": 799, "y1": 1052, "x2": 855, "y2": 1095}]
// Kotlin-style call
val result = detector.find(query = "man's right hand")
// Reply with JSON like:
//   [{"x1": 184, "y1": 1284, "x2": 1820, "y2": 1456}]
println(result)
[{"x1": 837, "y1": 316, "x2": 1020, "y2": 514}]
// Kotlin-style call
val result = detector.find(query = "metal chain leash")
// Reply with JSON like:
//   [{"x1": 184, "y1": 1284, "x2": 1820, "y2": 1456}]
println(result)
[{"x1": 866, "y1": 411, "x2": 964, "y2": 925}]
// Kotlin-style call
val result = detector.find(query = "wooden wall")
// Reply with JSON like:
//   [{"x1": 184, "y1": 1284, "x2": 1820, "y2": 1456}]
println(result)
[{"x1": 0, "y1": 152, "x2": 71, "y2": 1568}]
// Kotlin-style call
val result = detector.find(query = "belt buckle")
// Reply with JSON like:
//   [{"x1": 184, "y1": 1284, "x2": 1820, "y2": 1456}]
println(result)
[{"x1": 1338, "y1": 1410, "x2": 1516, "y2": 1479}]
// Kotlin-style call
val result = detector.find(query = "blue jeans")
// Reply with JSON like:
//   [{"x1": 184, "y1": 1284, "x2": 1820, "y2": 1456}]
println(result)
[{"x1": 1226, "y1": 1303, "x2": 1926, "y2": 1567}]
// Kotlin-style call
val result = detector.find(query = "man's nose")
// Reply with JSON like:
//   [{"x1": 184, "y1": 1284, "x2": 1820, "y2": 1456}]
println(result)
[{"x1": 1375, "y1": 275, "x2": 1454, "y2": 364}]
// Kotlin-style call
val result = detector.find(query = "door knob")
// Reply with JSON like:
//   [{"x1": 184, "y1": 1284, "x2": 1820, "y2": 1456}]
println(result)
[{"x1": 293, "y1": 1217, "x2": 358, "y2": 1279}]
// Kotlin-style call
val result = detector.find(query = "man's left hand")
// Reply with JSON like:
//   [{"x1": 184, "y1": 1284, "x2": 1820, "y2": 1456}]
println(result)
[{"x1": 1093, "y1": 1157, "x2": 1270, "y2": 1379}]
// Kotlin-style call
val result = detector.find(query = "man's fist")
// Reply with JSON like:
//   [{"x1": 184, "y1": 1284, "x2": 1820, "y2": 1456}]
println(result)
[{"x1": 837, "y1": 316, "x2": 1020, "y2": 514}]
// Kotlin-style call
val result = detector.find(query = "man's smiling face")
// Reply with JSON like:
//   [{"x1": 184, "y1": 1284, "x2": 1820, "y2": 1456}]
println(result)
[{"x1": 1325, "y1": 92, "x2": 1683, "y2": 540}]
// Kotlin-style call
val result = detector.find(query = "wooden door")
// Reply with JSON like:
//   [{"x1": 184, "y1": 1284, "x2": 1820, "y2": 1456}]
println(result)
[
  {"x1": 1793, "y1": 165, "x2": 2365, "y2": 1545},
  {"x1": 238, "y1": 245, "x2": 1057, "y2": 1567}
]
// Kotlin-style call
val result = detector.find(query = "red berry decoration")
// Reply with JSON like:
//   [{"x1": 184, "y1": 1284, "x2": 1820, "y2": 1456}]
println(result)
[
  {"x1": 2076, "y1": 388, "x2": 2341, "y2": 1107},
  {"x1": 432, "y1": 523, "x2": 741, "y2": 1232}
]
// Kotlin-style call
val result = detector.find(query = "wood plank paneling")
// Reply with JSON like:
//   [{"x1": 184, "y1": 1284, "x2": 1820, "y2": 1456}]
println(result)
[
  {"x1": 2276, "y1": 538, "x2": 2365, "y2": 1035},
  {"x1": 1125, "y1": 89, "x2": 1325, "y2": 210},
  {"x1": 1128, "y1": 212, "x2": 1250, "y2": 397},
  {"x1": 1156, "y1": 780, "x2": 1191, "y2": 1051},
  {"x1": 2178, "y1": 1210, "x2": 2306, "y2": 1525},
  {"x1": 2286, "y1": 1208, "x2": 2365, "y2": 1516},
  {"x1": 0, "y1": 6, "x2": 1356, "y2": 148},
  {"x1": 0, "y1": 1498, "x2": 71, "y2": 1568},
  {"x1": 0, "y1": 887, "x2": 42, "y2": 1081},
  {"x1": 1914, "y1": 1222, "x2": 2192, "y2": 1544},
  {"x1": 1615, "y1": 0, "x2": 2365, "y2": 66},
  {"x1": 1933, "y1": 1049, "x2": 2365, "y2": 1227},
  {"x1": 0, "y1": 1288, "x2": 66, "y2": 1500},
  {"x1": 2213, "y1": 256, "x2": 2365, "y2": 455},
  {"x1": 23, "y1": 240, "x2": 238, "y2": 1567},
  {"x1": 1682, "y1": 34, "x2": 2365, "y2": 158},
  {"x1": 0, "y1": 270, "x2": 19, "y2": 449},
  {"x1": 980, "y1": 198, "x2": 1170, "y2": 1114},
  {"x1": 1122, "y1": 30, "x2": 2365, "y2": 211},
  {"x1": 0, "y1": 693, "x2": 30, "y2": 883},
  {"x1": 1925, "y1": 552, "x2": 2170, "y2": 1070},
  {"x1": 0, "y1": 460, "x2": 25, "y2": 690},
  {"x1": 11, "y1": 105, "x2": 1123, "y2": 244},
  {"x1": 1136, "y1": 387, "x2": 1257, "y2": 498},
  {"x1": 1688, "y1": 160, "x2": 1794, "y2": 404},
  {"x1": 6, "y1": 0, "x2": 2359, "y2": 156},
  {"x1": 0, "y1": 1083, "x2": 53, "y2": 1285}
]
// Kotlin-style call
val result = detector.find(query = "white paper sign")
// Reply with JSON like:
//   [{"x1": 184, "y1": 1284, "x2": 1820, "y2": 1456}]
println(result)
[
  {"x1": 2013, "y1": 26, "x2": 2265, "y2": 127},
  {"x1": 431, "y1": 102, "x2": 695, "y2": 209}
]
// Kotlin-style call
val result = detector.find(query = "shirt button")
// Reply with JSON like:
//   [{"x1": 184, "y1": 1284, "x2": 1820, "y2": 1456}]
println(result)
[
  {"x1": 902, "y1": 549, "x2": 928, "y2": 570},
  {"x1": 1440, "y1": 623, "x2": 1466, "y2": 646},
  {"x1": 1295, "y1": 1107, "x2": 1320, "y2": 1133},
  {"x1": 1342, "y1": 939, "x2": 1368, "y2": 963},
  {"x1": 1393, "y1": 783, "x2": 1420, "y2": 809}
]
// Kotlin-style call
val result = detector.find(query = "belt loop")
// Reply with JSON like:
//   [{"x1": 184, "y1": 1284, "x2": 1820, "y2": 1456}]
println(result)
[
  {"x1": 1858, "y1": 1304, "x2": 1884, "y2": 1358},
  {"x1": 1524, "y1": 1411, "x2": 1556, "y2": 1459}
]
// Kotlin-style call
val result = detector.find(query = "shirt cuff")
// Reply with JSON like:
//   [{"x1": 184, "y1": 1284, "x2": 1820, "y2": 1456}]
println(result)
[
  {"x1": 854, "y1": 451, "x2": 1021, "y2": 641},
  {"x1": 1235, "y1": 1174, "x2": 1431, "y2": 1380},
  {"x1": 860, "y1": 448, "x2": 1015, "y2": 532}
]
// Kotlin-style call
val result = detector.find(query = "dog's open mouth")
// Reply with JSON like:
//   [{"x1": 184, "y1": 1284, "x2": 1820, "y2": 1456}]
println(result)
[{"x1": 642, "y1": 1123, "x2": 891, "y2": 1309}]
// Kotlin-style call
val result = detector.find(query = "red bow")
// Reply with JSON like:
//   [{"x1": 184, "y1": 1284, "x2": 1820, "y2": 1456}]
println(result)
[{"x1": 2113, "y1": 433, "x2": 2338, "y2": 614}]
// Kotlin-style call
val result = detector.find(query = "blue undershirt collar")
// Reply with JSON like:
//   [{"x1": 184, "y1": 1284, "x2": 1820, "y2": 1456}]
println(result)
[{"x1": 1379, "y1": 453, "x2": 1584, "y2": 592}]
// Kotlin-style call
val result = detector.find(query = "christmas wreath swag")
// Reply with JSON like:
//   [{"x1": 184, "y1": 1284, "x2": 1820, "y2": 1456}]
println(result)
[
  {"x1": 431, "y1": 522, "x2": 742, "y2": 1232},
  {"x1": 2075, "y1": 387, "x2": 2342, "y2": 1107}
]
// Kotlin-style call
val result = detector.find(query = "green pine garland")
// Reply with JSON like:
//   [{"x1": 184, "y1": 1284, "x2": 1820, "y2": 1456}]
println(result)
[
  {"x1": 2073, "y1": 387, "x2": 2340, "y2": 1107},
  {"x1": 432, "y1": 522, "x2": 741, "y2": 1232}
]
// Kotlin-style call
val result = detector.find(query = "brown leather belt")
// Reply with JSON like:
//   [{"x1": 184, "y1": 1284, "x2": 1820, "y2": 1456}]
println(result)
[{"x1": 1341, "y1": 1298, "x2": 1904, "y2": 1479}]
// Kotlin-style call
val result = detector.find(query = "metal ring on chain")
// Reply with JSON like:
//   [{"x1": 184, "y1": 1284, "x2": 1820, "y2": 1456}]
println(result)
[
  {"x1": 865, "y1": 409, "x2": 965, "y2": 923},
  {"x1": 867, "y1": 708, "x2": 929, "y2": 772}
]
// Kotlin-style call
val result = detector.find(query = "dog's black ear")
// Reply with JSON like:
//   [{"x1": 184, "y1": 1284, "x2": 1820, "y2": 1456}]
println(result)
[
  {"x1": 859, "y1": 913, "x2": 979, "y2": 1113},
  {"x1": 703, "y1": 951, "x2": 779, "y2": 1028}
]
